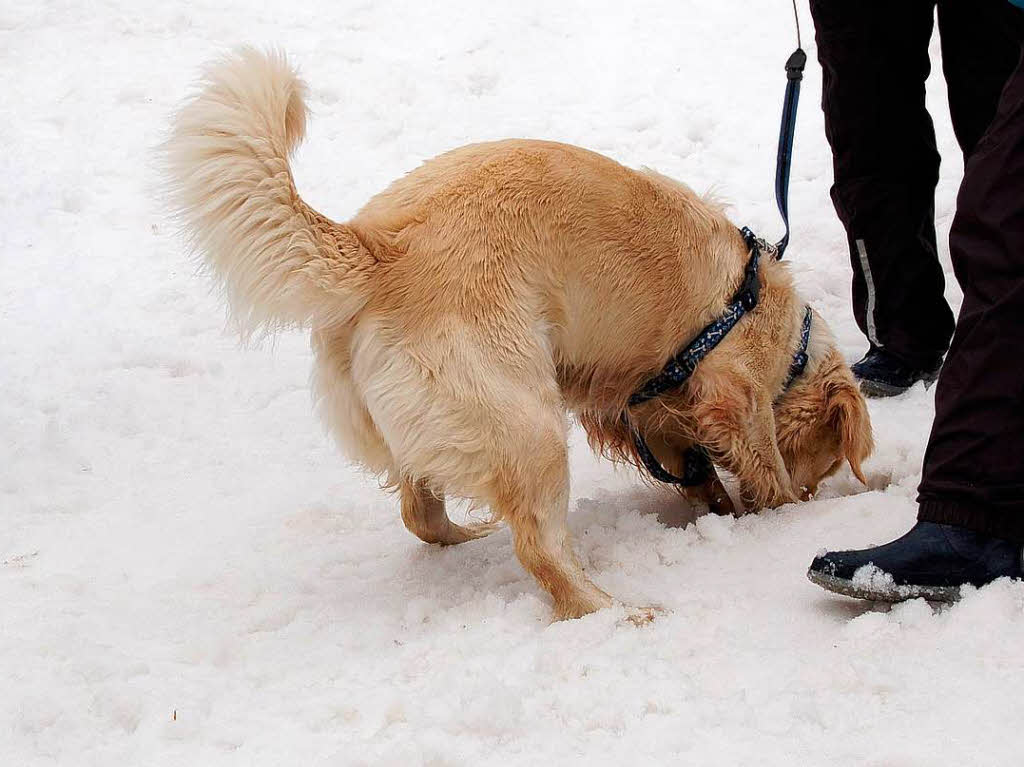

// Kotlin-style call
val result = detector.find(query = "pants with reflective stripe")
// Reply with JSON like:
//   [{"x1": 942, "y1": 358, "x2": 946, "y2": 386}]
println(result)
[
  {"x1": 809, "y1": 0, "x2": 1024, "y2": 366},
  {"x1": 916, "y1": 49, "x2": 1024, "y2": 540}
]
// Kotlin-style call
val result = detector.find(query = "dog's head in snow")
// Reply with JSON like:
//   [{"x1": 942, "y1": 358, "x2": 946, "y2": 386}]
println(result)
[{"x1": 773, "y1": 323, "x2": 873, "y2": 499}]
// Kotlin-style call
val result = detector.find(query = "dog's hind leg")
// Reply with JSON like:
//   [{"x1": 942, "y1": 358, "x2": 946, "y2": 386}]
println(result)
[
  {"x1": 352, "y1": 320, "x2": 612, "y2": 619},
  {"x1": 400, "y1": 478, "x2": 499, "y2": 545},
  {"x1": 487, "y1": 425, "x2": 613, "y2": 620}
]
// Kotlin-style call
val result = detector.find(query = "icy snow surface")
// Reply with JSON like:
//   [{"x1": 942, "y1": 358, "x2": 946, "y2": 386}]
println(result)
[{"x1": 4, "y1": 1, "x2": 1024, "y2": 764}]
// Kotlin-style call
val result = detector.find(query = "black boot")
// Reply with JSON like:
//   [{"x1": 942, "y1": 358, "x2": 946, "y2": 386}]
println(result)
[
  {"x1": 808, "y1": 521, "x2": 1023, "y2": 602},
  {"x1": 850, "y1": 346, "x2": 943, "y2": 398}
]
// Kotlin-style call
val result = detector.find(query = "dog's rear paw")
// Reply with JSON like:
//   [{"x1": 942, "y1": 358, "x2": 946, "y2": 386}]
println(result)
[{"x1": 438, "y1": 521, "x2": 501, "y2": 546}]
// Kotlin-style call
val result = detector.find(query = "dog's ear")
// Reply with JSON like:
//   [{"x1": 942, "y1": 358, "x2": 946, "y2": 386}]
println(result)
[{"x1": 825, "y1": 379, "x2": 873, "y2": 485}]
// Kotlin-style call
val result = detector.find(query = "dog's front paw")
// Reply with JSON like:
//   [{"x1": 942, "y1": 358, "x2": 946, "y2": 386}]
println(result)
[{"x1": 707, "y1": 490, "x2": 738, "y2": 517}]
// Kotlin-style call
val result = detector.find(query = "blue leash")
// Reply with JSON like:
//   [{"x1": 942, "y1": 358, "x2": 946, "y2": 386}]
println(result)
[
  {"x1": 774, "y1": 0, "x2": 806, "y2": 258},
  {"x1": 774, "y1": 46, "x2": 806, "y2": 259}
]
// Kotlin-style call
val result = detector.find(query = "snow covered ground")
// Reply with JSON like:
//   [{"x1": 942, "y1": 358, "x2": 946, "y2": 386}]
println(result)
[{"x1": 4, "y1": 0, "x2": 1024, "y2": 764}]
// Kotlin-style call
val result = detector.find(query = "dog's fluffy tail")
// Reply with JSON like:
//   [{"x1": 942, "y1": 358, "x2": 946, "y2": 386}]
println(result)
[{"x1": 164, "y1": 48, "x2": 375, "y2": 333}]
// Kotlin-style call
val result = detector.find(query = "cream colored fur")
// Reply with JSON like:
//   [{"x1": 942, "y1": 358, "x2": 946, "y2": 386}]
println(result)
[
  {"x1": 165, "y1": 49, "x2": 872, "y2": 621},
  {"x1": 164, "y1": 48, "x2": 375, "y2": 335}
]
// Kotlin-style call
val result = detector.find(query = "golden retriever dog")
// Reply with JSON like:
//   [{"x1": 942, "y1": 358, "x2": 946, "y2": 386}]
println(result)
[{"x1": 165, "y1": 49, "x2": 872, "y2": 620}]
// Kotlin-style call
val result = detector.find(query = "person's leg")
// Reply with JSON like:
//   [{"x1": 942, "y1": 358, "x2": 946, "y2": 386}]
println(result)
[
  {"x1": 808, "y1": 50, "x2": 1024, "y2": 601},
  {"x1": 917, "y1": 47, "x2": 1024, "y2": 539},
  {"x1": 810, "y1": 0, "x2": 954, "y2": 370},
  {"x1": 938, "y1": 0, "x2": 1024, "y2": 158},
  {"x1": 844, "y1": 2, "x2": 1024, "y2": 398}
]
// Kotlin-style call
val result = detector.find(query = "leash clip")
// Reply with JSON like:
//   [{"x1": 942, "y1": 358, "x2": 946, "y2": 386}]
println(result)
[
  {"x1": 785, "y1": 48, "x2": 807, "y2": 81},
  {"x1": 756, "y1": 237, "x2": 779, "y2": 260}
]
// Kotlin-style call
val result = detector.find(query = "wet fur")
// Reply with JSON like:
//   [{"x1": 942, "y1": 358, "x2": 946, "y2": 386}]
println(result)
[{"x1": 165, "y1": 49, "x2": 873, "y2": 620}]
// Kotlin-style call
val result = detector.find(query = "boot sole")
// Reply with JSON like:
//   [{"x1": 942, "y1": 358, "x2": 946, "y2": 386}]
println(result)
[
  {"x1": 856, "y1": 371, "x2": 940, "y2": 399},
  {"x1": 857, "y1": 379, "x2": 910, "y2": 398},
  {"x1": 806, "y1": 568, "x2": 960, "y2": 603}
]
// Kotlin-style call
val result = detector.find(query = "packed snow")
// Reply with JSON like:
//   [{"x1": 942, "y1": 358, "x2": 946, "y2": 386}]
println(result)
[{"x1": 4, "y1": 0, "x2": 1024, "y2": 764}]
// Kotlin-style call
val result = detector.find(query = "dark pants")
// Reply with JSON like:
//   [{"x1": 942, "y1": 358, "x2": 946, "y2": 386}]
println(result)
[
  {"x1": 810, "y1": 0, "x2": 1024, "y2": 366},
  {"x1": 917, "y1": 50, "x2": 1024, "y2": 540}
]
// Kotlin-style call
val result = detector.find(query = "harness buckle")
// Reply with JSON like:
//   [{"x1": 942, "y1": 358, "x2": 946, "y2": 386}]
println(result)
[{"x1": 739, "y1": 289, "x2": 758, "y2": 312}]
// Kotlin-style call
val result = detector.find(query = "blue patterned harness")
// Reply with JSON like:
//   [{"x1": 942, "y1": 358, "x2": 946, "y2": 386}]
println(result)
[
  {"x1": 623, "y1": 37, "x2": 809, "y2": 489},
  {"x1": 623, "y1": 227, "x2": 813, "y2": 487}
]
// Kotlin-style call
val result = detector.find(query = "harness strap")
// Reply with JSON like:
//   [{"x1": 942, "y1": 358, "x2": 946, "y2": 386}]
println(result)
[
  {"x1": 622, "y1": 27, "x2": 809, "y2": 489},
  {"x1": 627, "y1": 302, "x2": 812, "y2": 488},
  {"x1": 774, "y1": 48, "x2": 806, "y2": 259},
  {"x1": 629, "y1": 228, "x2": 762, "y2": 407},
  {"x1": 624, "y1": 230, "x2": 764, "y2": 487},
  {"x1": 624, "y1": 232, "x2": 813, "y2": 488},
  {"x1": 783, "y1": 306, "x2": 812, "y2": 391},
  {"x1": 626, "y1": 423, "x2": 713, "y2": 488}
]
